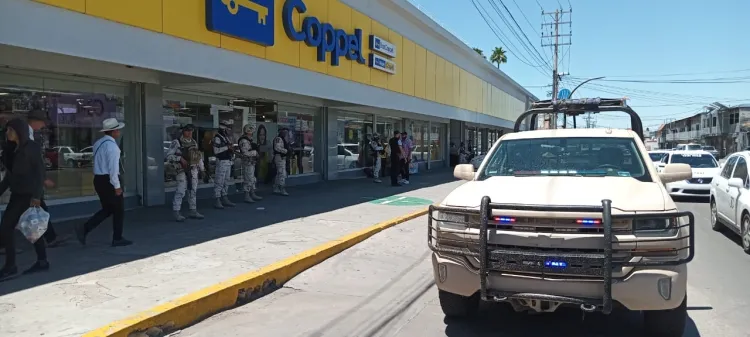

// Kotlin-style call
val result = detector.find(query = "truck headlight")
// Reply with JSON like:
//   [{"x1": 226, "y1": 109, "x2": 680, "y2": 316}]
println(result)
[
  {"x1": 633, "y1": 218, "x2": 677, "y2": 235},
  {"x1": 437, "y1": 212, "x2": 468, "y2": 230}
]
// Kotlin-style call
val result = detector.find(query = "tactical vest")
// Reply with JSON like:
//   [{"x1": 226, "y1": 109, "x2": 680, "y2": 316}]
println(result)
[
  {"x1": 214, "y1": 134, "x2": 232, "y2": 161},
  {"x1": 273, "y1": 136, "x2": 289, "y2": 157},
  {"x1": 180, "y1": 137, "x2": 202, "y2": 166}
]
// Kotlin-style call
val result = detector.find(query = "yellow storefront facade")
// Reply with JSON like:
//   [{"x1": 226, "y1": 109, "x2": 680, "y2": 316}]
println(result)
[{"x1": 0, "y1": 0, "x2": 535, "y2": 218}]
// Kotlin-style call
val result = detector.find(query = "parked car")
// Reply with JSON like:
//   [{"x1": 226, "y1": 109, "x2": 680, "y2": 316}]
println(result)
[
  {"x1": 710, "y1": 151, "x2": 750, "y2": 253},
  {"x1": 702, "y1": 146, "x2": 720, "y2": 159},
  {"x1": 337, "y1": 143, "x2": 360, "y2": 170}
]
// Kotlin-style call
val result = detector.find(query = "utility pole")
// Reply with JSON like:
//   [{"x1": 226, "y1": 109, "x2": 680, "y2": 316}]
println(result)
[{"x1": 541, "y1": 7, "x2": 572, "y2": 129}]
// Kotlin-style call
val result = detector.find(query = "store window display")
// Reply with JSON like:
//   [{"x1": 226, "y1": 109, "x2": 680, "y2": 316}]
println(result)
[
  {"x1": 430, "y1": 124, "x2": 445, "y2": 161},
  {"x1": 408, "y1": 121, "x2": 429, "y2": 163},
  {"x1": 336, "y1": 112, "x2": 373, "y2": 171},
  {"x1": 0, "y1": 75, "x2": 130, "y2": 203}
]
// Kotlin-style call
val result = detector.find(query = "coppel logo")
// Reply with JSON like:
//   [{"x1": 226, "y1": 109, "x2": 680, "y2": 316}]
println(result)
[
  {"x1": 374, "y1": 38, "x2": 381, "y2": 49},
  {"x1": 282, "y1": 0, "x2": 366, "y2": 66},
  {"x1": 205, "y1": 0, "x2": 275, "y2": 46}
]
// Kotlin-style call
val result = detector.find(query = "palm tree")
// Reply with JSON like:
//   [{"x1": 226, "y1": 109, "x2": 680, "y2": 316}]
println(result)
[
  {"x1": 472, "y1": 47, "x2": 486, "y2": 59},
  {"x1": 490, "y1": 47, "x2": 508, "y2": 68}
]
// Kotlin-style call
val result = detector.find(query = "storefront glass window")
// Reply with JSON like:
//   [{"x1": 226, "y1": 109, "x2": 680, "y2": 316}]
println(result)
[
  {"x1": 336, "y1": 111, "x2": 372, "y2": 171},
  {"x1": 0, "y1": 73, "x2": 131, "y2": 202},
  {"x1": 430, "y1": 123, "x2": 445, "y2": 161},
  {"x1": 163, "y1": 98, "x2": 318, "y2": 189},
  {"x1": 408, "y1": 120, "x2": 429, "y2": 162}
]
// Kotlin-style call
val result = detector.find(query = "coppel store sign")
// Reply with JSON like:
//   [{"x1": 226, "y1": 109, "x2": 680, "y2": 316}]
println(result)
[{"x1": 206, "y1": 0, "x2": 366, "y2": 66}]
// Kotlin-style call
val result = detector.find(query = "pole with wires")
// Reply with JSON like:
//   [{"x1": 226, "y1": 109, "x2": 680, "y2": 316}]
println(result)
[{"x1": 542, "y1": 7, "x2": 572, "y2": 129}]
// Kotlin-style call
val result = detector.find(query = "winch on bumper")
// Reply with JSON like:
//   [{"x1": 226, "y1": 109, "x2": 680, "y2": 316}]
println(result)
[{"x1": 427, "y1": 197, "x2": 695, "y2": 314}]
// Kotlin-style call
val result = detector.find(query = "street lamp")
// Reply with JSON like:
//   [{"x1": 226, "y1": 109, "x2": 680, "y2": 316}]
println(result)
[{"x1": 569, "y1": 76, "x2": 605, "y2": 98}]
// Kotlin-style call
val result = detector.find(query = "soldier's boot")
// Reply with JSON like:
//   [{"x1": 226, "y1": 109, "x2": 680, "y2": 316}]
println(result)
[
  {"x1": 214, "y1": 198, "x2": 225, "y2": 209},
  {"x1": 187, "y1": 209, "x2": 204, "y2": 219},
  {"x1": 244, "y1": 192, "x2": 255, "y2": 203},
  {"x1": 221, "y1": 196, "x2": 236, "y2": 207},
  {"x1": 374, "y1": 178, "x2": 382, "y2": 183},
  {"x1": 251, "y1": 191, "x2": 263, "y2": 201},
  {"x1": 174, "y1": 211, "x2": 186, "y2": 222},
  {"x1": 279, "y1": 188, "x2": 290, "y2": 196}
]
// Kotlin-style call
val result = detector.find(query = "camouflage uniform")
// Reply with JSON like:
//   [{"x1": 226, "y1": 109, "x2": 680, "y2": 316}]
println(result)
[
  {"x1": 272, "y1": 129, "x2": 289, "y2": 196},
  {"x1": 238, "y1": 124, "x2": 262, "y2": 203},
  {"x1": 213, "y1": 120, "x2": 236, "y2": 209},
  {"x1": 167, "y1": 125, "x2": 205, "y2": 221}
]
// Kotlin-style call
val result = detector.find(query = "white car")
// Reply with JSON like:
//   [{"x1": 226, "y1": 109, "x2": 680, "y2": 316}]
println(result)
[
  {"x1": 710, "y1": 151, "x2": 750, "y2": 253},
  {"x1": 657, "y1": 150, "x2": 720, "y2": 198},
  {"x1": 647, "y1": 150, "x2": 669, "y2": 168},
  {"x1": 674, "y1": 143, "x2": 703, "y2": 151}
]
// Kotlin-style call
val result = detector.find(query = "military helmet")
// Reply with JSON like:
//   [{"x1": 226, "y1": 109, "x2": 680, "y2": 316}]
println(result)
[
  {"x1": 219, "y1": 120, "x2": 232, "y2": 129},
  {"x1": 181, "y1": 124, "x2": 195, "y2": 131}
]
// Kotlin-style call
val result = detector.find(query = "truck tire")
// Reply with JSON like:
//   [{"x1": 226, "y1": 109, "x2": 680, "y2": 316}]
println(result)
[
  {"x1": 438, "y1": 290, "x2": 478, "y2": 318},
  {"x1": 642, "y1": 295, "x2": 687, "y2": 337}
]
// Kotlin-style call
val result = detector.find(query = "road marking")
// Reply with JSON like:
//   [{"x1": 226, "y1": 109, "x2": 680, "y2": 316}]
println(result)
[{"x1": 380, "y1": 196, "x2": 406, "y2": 205}]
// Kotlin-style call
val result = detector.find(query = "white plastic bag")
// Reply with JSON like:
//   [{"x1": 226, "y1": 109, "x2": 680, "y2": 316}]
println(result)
[{"x1": 17, "y1": 206, "x2": 49, "y2": 243}]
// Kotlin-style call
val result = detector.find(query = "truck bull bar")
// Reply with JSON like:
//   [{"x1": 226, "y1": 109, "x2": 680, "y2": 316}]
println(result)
[{"x1": 427, "y1": 197, "x2": 695, "y2": 314}]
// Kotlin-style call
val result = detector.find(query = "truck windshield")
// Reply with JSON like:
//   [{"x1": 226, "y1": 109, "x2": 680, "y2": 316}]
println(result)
[
  {"x1": 669, "y1": 154, "x2": 718, "y2": 168},
  {"x1": 479, "y1": 137, "x2": 650, "y2": 181}
]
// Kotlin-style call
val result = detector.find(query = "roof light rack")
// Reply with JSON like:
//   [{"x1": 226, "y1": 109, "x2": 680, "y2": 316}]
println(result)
[{"x1": 513, "y1": 97, "x2": 645, "y2": 140}]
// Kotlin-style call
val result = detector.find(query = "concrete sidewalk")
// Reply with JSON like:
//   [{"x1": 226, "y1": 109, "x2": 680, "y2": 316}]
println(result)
[{"x1": 0, "y1": 170, "x2": 461, "y2": 337}]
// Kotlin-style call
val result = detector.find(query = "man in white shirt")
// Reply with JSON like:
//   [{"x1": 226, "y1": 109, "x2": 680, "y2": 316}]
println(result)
[{"x1": 75, "y1": 118, "x2": 132, "y2": 247}]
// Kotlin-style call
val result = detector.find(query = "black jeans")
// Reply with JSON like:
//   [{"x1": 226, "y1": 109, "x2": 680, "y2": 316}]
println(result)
[
  {"x1": 401, "y1": 159, "x2": 410, "y2": 181},
  {"x1": 83, "y1": 175, "x2": 124, "y2": 241},
  {"x1": 40, "y1": 199, "x2": 58, "y2": 243},
  {"x1": 1, "y1": 194, "x2": 47, "y2": 268},
  {"x1": 390, "y1": 156, "x2": 400, "y2": 185}
]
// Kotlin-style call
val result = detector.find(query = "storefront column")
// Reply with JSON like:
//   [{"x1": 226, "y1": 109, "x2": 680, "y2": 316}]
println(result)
[{"x1": 141, "y1": 83, "x2": 166, "y2": 206}]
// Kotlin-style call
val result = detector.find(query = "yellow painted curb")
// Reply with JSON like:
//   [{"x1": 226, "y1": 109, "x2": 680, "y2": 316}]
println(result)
[{"x1": 84, "y1": 208, "x2": 429, "y2": 337}]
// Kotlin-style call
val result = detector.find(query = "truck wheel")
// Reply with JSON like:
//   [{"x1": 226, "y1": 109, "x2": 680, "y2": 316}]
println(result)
[
  {"x1": 438, "y1": 290, "x2": 478, "y2": 318},
  {"x1": 642, "y1": 295, "x2": 687, "y2": 337}
]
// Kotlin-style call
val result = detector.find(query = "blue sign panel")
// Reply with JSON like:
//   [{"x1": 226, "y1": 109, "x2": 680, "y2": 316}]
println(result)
[
  {"x1": 206, "y1": 0, "x2": 275, "y2": 46},
  {"x1": 369, "y1": 53, "x2": 396, "y2": 74},
  {"x1": 369, "y1": 35, "x2": 396, "y2": 58},
  {"x1": 558, "y1": 88, "x2": 571, "y2": 99},
  {"x1": 283, "y1": 0, "x2": 366, "y2": 66}
]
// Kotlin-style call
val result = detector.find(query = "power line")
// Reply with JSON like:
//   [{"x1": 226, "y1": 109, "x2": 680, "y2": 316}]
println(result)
[
  {"x1": 575, "y1": 68, "x2": 750, "y2": 79},
  {"x1": 491, "y1": 0, "x2": 552, "y2": 70},
  {"x1": 485, "y1": 0, "x2": 551, "y2": 70},
  {"x1": 470, "y1": 0, "x2": 551, "y2": 76}
]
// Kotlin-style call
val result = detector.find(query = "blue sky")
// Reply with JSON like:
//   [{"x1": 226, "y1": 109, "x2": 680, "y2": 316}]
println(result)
[{"x1": 409, "y1": 0, "x2": 750, "y2": 130}]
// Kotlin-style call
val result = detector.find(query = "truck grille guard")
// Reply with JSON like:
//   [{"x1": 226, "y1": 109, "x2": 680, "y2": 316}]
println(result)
[{"x1": 427, "y1": 197, "x2": 695, "y2": 314}]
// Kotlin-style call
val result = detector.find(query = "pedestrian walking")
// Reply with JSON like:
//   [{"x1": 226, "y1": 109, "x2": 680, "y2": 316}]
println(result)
[
  {"x1": 388, "y1": 131, "x2": 402, "y2": 186},
  {"x1": 75, "y1": 118, "x2": 132, "y2": 247},
  {"x1": 369, "y1": 133, "x2": 384, "y2": 183},
  {"x1": 27, "y1": 110, "x2": 69, "y2": 247},
  {"x1": 0, "y1": 118, "x2": 49, "y2": 281}
]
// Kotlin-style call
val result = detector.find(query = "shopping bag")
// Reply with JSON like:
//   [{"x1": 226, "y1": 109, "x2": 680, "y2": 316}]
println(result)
[
  {"x1": 17, "y1": 206, "x2": 50, "y2": 244},
  {"x1": 409, "y1": 161, "x2": 418, "y2": 175}
]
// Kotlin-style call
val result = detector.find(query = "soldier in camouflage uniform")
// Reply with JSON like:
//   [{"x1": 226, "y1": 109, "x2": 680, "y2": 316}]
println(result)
[
  {"x1": 272, "y1": 128, "x2": 290, "y2": 196},
  {"x1": 238, "y1": 124, "x2": 262, "y2": 203},
  {"x1": 213, "y1": 120, "x2": 236, "y2": 208},
  {"x1": 166, "y1": 124, "x2": 205, "y2": 222}
]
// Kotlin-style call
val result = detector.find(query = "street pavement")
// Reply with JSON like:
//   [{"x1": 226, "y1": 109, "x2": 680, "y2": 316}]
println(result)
[
  {"x1": 0, "y1": 170, "x2": 459, "y2": 337},
  {"x1": 172, "y1": 199, "x2": 750, "y2": 337}
]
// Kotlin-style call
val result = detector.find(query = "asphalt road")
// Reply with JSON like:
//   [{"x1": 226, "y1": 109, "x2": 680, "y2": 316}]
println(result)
[{"x1": 170, "y1": 200, "x2": 750, "y2": 337}]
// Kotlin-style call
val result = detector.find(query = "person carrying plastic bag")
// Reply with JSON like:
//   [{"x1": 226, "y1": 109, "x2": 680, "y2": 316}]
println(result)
[{"x1": 0, "y1": 118, "x2": 49, "y2": 282}]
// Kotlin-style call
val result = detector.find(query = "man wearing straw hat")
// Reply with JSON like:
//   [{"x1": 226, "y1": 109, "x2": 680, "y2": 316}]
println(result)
[{"x1": 75, "y1": 118, "x2": 132, "y2": 247}]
